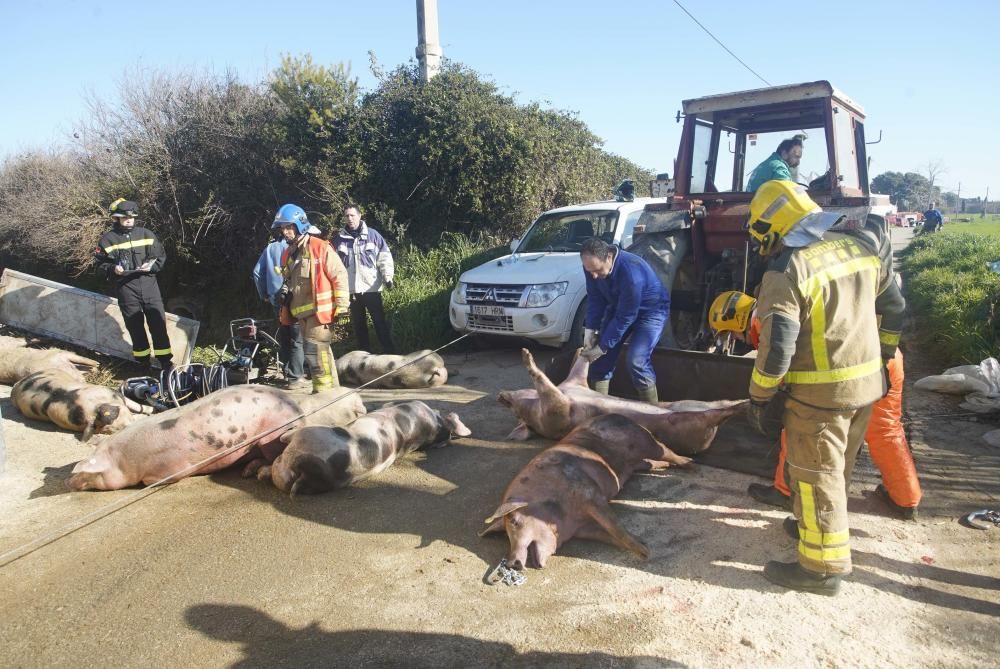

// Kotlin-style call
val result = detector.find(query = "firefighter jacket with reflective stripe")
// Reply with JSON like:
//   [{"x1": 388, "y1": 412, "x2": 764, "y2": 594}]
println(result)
[
  {"x1": 334, "y1": 222, "x2": 394, "y2": 295},
  {"x1": 95, "y1": 225, "x2": 166, "y2": 288},
  {"x1": 750, "y1": 230, "x2": 905, "y2": 410},
  {"x1": 279, "y1": 235, "x2": 349, "y2": 326}
]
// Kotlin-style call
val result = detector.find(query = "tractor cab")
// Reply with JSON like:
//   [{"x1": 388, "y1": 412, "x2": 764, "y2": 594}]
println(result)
[{"x1": 631, "y1": 81, "x2": 879, "y2": 350}]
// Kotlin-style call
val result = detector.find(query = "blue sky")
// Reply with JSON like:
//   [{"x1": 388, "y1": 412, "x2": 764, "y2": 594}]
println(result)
[{"x1": 3, "y1": 0, "x2": 998, "y2": 197}]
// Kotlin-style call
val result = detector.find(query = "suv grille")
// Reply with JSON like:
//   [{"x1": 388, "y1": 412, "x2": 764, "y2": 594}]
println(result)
[
  {"x1": 468, "y1": 314, "x2": 514, "y2": 331},
  {"x1": 465, "y1": 284, "x2": 525, "y2": 306}
]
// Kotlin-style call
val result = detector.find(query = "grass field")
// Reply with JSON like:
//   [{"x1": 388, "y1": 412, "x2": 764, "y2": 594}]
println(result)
[{"x1": 941, "y1": 214, "x2": 1000, "y2": 236}]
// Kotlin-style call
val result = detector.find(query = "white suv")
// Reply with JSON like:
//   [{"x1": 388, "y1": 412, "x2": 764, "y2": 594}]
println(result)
[{"x1": 448, "y1": 197, "x2": 667, "y2": 348}]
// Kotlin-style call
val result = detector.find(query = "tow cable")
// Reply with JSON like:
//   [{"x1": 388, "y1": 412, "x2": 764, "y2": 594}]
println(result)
[{"x1": 485, "y1": 558, "x2": 526, "y2": 587}]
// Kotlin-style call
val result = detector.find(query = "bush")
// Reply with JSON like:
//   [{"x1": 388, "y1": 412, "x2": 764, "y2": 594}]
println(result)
[{"x1": 900, "y1": 233, "x2": 1000, "y2": 364}]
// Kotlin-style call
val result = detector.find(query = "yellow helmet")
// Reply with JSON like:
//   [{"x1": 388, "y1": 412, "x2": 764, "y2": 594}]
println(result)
[
  {"x1": 747, "y1": 180, "x2": 821, "y2": 255},
  {"x1": 708, "y1": 290, "x2": 756, "y2": 334}
]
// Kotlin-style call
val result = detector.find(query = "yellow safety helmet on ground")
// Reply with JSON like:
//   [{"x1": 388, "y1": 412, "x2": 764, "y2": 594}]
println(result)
[
  {"x1": 708, "y1": 290, "x2": 756, "y2": 334},
  {"x1": 746, "y1": 180, "x2": 820, "y2": 255}
]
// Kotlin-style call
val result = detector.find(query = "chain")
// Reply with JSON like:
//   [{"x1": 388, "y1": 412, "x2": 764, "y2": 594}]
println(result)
[
  {"x1": 486, "y1": 558, "x2": 527, "y2": 587},
  {"x1": 965, "y1": 509, "x2": 1000, "y2": 530}
]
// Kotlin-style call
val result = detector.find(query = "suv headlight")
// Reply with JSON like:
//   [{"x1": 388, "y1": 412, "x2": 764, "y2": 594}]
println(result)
[
  {"x1": 452, "y1": 282, "x2": 468, "y2": 305},
  {"x1": 520, "y1": 282, "x2": 567, "y2": 308}
]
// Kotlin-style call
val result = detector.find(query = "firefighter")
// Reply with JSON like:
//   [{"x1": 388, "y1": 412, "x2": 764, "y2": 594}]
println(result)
[
  {"x1": 275, "y1": 204, "x2": 350, "y2": 393},
  {"x1": 708, "y1": 291, "x2": 922, "y2": 521},
  {"x1": 95, "y1": 198, "x2": 173, "y2": 371},
  {"x1": 743, "y1": 180, "x2": 905, "y2": 595}
]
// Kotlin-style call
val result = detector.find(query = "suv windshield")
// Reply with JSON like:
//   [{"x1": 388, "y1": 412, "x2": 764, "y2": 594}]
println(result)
[{"x1": 517, "y1": 210, "x2": 618, "y2": 253}]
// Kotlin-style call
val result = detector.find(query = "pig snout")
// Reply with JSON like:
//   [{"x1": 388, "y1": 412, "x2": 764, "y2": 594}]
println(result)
[{"x1": 506, "y1": 513, "x2": 557, "y2": 570}]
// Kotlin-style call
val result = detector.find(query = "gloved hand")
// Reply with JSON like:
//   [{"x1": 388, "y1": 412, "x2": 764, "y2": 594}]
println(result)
[
  {"x1": 747, "y1": 397, "x2": 783, "y2": 439},
  {"x1": 334, "y1": 312, "x2": 350, "y2": 325},
  {"x1": 277, "y1": 283, "x2": 292, "y2": 306},
  {"x1": 583, "y1": 328, "x2": 599, "y2": 350},
  {"x1": 579, "y1": 344, "x2": 605, "y2": 362},
  {"x1": 882, "y1": 358, "x2": 892, "y2": 398},
  {"x1": 384, "y1": 280, "x2": 394, "y2": 290}
]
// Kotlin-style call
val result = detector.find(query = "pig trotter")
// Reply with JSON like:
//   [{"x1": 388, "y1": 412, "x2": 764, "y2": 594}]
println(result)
[{"x1": 586, "y1": 502, "x2": 650, "y2": 559}]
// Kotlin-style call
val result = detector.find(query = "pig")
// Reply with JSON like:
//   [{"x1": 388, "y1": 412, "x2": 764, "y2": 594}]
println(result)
[
  {"x1": 11, "y1": 369, "x2": 153, "y2": 441},
  {"x1": 238, "y1": 386, "x2": 367, "y2": 477},
  {"x1": 335, "y1": 350, "x2": 448, "y2": 389},
  {"x1": 256, "y1": 400, "x2": 471, "y2": 495},
  {"x1": 67, "y1": 385, "x2": 305, "y2": 491},
  {"x1": 0, "y1": 347, "x2": 98, "y2": 385},
  {"x1": 498, "y1": 348, "x2": 746, "y2": 455},
  {"x1": 481, "y1": 413, "x2": 690, "y2": 569}
]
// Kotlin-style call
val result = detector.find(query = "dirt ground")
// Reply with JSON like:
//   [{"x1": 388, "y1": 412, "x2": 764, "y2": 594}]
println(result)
[{"x1": 1, "y1": 230, "x2": 998, "y2": 668}]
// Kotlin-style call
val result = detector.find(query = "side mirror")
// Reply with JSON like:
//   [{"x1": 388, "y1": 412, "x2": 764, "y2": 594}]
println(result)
[{"x1": 509, "y1": 238, "x2": 519, "y2": 252}]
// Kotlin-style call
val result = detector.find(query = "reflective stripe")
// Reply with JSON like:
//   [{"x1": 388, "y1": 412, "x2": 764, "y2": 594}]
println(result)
[
  {"x1": 751, "y1": 368, "x2": 783, "y2": 388},
  {"x1": 785, "y1": 358, "x2": 882, "y2": 384},
  {"x1": 798, "y1": 543, "x2": 851, "y2": 562},
  {"x1": 797, "y1": 256, "x2": 880, "y2": 301},
  {"x1": 879, "y1": 330, "x2": 900, "y2": 346},
  {"x1": 800, "y1": 482, "x2": 819, "y2": 533},
  {"x1": 153, "y1": 347, "x2": 172, "y2": 356},
  {"x1": 315, "y1": 290, "x2": 333, "y2": 300},
  {"x1": 800, "y1": 527, "x2": 850, "y2": 546},
  {"x1": 290, "y1": 302, "x2": 315, "y2": 316},
  {"x1": 133, "y1": 349, "x2": 151, "y2": 357},
  {"x1": 103, "y1": 238, "x2": 155, "y2": 253},
  {"x1": 808, "y1": 289, "x2": 829, "y2": 371}
]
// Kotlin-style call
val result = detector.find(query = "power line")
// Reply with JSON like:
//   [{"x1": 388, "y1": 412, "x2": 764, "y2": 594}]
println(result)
[{"x1": 671, "y1": 0, "x2": 772, "y2": 87}]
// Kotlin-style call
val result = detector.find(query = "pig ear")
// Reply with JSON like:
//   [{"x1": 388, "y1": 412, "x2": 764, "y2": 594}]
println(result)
[
  {"x1": 444, "y1": 412, "x2": 471, "y2": 437},
  {"x1": 506, "y1": 422, "x2": 533, "y2": 441},
  {"x1": 484, "y1": 500, "x2": 529, "y2": 524},
  {"x1": 478, "y1": 518, "x2": 506, "y2": 537},
  {"x1": 72, "y1": 451, "x2": 112, "y2": 474}
]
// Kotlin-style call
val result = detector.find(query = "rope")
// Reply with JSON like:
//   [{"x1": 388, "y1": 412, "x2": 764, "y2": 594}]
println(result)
[{"x1": 0, "y1": 333, "x2": 471, "y2": 569}]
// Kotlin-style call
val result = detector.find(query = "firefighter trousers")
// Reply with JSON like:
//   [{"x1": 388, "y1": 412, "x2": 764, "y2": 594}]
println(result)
[
  {"x1": 301, "y1": 315, "x2": 340, "y2": 392},
  {"x1": 117, "y1": 277, "x2": 172, "y2": 366},
  {"x1": 773, "y1": 350, "x2": 922, "y2": 508},
  {"x1": 784, "y1": 399, "x2": 873, "y2": 576}
]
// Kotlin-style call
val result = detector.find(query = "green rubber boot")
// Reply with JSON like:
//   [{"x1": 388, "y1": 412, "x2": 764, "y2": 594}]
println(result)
[
  {"x1": 592, "y1": 380, "x2": 610, "y2": 395},
  {"x1": 637, "y1": 385, "x2": 659, "y2": 404}
]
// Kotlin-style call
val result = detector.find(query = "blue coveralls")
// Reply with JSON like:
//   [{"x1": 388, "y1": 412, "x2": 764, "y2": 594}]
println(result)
[{"x1": 584, "y1": 249, "x2": 670, "y2": 390}]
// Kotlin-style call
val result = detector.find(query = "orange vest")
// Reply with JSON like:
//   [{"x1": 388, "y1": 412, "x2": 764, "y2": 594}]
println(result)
[{"x1": 280, "y1": 236, "x2": 341, "y2": 325}]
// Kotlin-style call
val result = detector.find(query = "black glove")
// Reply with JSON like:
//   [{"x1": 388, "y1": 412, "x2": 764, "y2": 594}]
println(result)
[
  {"x1": 747, "y1": 396, "x2": 785, "y2": 439},
  {"x1": 277, "y1": 283, "x2": 292, "y2": 306},
  {"x1": 385, "y1": 280, "x2": 393, "y2": 290},
  {"x1": 334, "y1": 312, "x2": 350, "y2": 325},
  {"x1": 882, "y1": 358, "x2": 892, "y2": 398}
]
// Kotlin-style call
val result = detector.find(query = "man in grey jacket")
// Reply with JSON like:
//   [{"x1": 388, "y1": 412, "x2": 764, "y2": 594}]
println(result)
[{"x1": 335, "y1": 204, "x2": 396, "y2": 354}]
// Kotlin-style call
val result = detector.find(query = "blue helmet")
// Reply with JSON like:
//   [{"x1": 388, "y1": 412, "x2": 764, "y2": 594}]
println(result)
[{"x1": 273, "y1": 204, "x2": 309, "y2": 234}]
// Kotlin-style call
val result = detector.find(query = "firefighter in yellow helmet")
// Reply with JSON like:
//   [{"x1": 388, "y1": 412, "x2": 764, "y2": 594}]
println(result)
[
  {"x1": 709, "y1": 290, "x2": 922, "y2": 520},
  {"x1": 745, "y1": 180, "x2": 905, "y2": 595}
]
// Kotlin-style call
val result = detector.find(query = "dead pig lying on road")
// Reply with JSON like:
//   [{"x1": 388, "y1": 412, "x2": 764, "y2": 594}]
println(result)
[
  {"x1": 0, "y1": 347, "x2": 98, "y2": 385},
  {"x1": 254, "y1": 400, "x2": 471, "y2": 495},
  {"x1": 335, "y1": 350, "x2": 449, "y2": 388},
  {"x1": 481, "y1": 414, "x2": 689, "y2": 569},
  {"x1": 498, "y1": 349, "x2": 746, "y2": 455},
  {"x1": 12, "y1": 369, "x2": 153, "y2": 441},
  {"x1": 67, "y1": 385, "x2": 306, "y2": 491}
]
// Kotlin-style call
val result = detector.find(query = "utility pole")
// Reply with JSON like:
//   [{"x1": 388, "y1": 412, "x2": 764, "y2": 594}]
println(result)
[
  {"x1": 415, "y1": 0, "x2": 442, "y2": 82},
  {"x1": 983, "y1": 186, "x2": 990, "y2": 218}
]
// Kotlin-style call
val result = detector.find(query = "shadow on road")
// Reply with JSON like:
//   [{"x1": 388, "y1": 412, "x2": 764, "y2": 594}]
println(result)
[{"x1": 184, "y1": 603, "x2": 679, "y2": 668}]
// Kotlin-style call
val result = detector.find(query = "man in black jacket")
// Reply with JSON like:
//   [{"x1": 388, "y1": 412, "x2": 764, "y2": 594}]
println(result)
[{"x1": 95, "y1": 198, "x2": 173, "y2": 371}]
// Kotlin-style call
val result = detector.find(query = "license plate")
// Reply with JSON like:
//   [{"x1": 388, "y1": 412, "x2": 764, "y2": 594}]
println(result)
[{"x1": 471, "y1": 305, "x2": 506, "y2": 317}]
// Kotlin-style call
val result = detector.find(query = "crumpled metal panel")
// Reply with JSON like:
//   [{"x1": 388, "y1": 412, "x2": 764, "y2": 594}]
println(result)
[{"x1": 0, "y1": 269, "x2": 198, "y2": 364}]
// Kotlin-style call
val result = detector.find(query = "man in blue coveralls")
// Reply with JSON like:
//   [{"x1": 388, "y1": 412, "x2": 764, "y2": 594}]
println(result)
[{"x1": 578, "y1": 238, "x2": 670, "y2": 404}]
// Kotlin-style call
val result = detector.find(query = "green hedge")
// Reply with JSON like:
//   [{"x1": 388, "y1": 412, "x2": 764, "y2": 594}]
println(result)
[{"x1": 900, "y1": 232, "x2": 1000, "y2": 364}]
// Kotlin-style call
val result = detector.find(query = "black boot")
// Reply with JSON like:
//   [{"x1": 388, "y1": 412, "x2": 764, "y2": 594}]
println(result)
[
  {"x1": 748, "y1": 482, "x2": 792, "y2": 510},
  {"x1": 875, "y1": 484, "x2": 919, "y2": 521},
  {"x1": 763, "y1": 561, "x2": 842, "y2": 596},
  {"x1": 783, "y1": 516, "x2": 799, "y2": 540}
]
